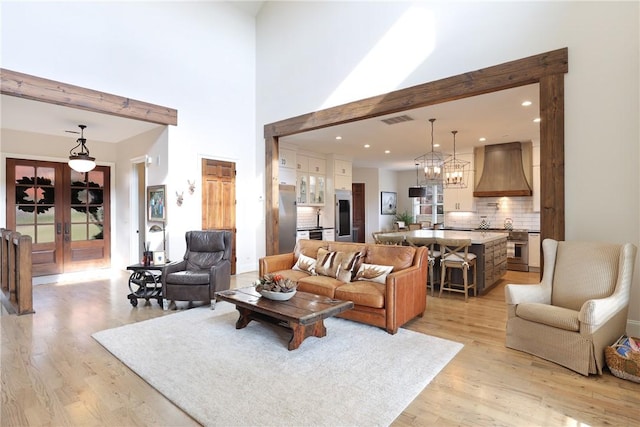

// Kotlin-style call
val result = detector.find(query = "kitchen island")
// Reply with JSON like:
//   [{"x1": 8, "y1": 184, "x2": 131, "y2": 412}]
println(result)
[{"x1": 376, "y1": 230, "x2": 508, "y2": 295}]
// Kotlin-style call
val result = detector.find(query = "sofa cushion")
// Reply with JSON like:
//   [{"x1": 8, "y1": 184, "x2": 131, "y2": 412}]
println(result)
[
  {"x1": 295, "y1": 240, "x2": 328, "y2": 259},
  {"x1": 292, "y1": 253, "x2": 317, "y2": 275},
  {"x1": 365, "y1": 244, "x2": 416, "y2": 271},
  {"x1": 270, "y1": 269, "x2": 310, "y2": 283},
  {"x1": 297, "y1": 275, "x2": 343, "y2": 298},
  {"x1": 335, "y1": 281, "x2": 385, "y2": 309},
  {"x1": 354, "y1": 263, "x2": 394, "y2": 284},
  {"x1": 516, "y1": 302, "x2": 580, "y2": 331}
]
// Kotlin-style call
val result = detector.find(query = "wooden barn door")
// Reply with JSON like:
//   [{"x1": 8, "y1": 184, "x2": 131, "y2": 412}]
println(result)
[{"x1": 201, "y1": 159, "x2": 236, "y2": 274}]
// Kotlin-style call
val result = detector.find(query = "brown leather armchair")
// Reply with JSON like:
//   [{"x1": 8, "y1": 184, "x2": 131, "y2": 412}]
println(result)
[{"x1": 162, "y1": 230, "x2": 231, "y2": 309}]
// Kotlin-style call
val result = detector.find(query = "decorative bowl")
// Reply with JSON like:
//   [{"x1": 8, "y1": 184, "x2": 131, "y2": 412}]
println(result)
[{"x1": 259, "y1": 289, "x2": 297, "y2": 301}]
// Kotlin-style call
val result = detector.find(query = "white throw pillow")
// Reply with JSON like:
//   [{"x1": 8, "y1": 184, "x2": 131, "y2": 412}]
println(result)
[
  {"x1": 292, "y1": 253, "x2": 316, "y2": 275},
  {"x1": 354, "y1": 263, "x2": 394, "y2": 284}
]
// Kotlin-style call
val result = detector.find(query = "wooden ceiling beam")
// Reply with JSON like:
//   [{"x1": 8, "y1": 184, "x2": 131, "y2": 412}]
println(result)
[
  {"x1": 1, "y1": 68, "x2": 177, "y2": 126},
  {"x1": 264, "y1": 48, "x2": 567, "y2": 139}
]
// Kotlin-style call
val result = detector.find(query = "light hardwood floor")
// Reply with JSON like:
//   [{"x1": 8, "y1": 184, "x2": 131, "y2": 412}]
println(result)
[{"x1": 1, "y1": 270, "x2": 639, "y2": 426}]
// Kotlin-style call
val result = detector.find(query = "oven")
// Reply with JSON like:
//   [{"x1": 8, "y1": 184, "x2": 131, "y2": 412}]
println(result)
[
  {"x1": 507, "y1": 230, "x2": 529, "y2": 271},
  {"x1": 308, "y1": 229, "x2": 323, "y2": 240}
]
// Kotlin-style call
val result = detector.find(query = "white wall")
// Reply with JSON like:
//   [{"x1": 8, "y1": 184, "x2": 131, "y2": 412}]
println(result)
[
  {"x1": 1, "y1": 1, "x2": 258, "y2": 273},
  {"x1": 257, "y1": 2, "x2": 639, "y2": 329}
]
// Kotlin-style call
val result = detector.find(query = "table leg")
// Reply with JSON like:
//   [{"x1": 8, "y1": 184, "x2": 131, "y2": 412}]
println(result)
[
  {"x1": 288, "y1": 320, "x2": 326, "y2": 350},
  {"x1": 235, "y1": 307, "x2": 253, "y2": 329}
]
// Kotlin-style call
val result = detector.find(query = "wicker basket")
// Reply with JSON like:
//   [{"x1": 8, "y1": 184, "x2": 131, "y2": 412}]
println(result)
[{"x1": 605, "y1": 335, "x2": 640, "y2": 383}]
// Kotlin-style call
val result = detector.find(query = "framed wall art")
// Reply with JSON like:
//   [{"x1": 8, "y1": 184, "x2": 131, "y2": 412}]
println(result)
[
  {"x1": 147, "y1": 185, "x2": 166, "y2": 221},
  {"x1": 381, "y1": 191, "x2": 397, "y2": 215}
]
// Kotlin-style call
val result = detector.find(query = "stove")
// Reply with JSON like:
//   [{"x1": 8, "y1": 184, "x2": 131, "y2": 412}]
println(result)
[{"x1": 506, "y1": 230, "x2": 529, "y2": 271}]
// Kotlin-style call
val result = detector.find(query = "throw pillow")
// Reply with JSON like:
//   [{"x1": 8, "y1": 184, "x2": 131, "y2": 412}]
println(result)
[
  {"x1": 354, "y1": 263, "x2": 394, "y2": 284},
  {"x1": 316, "y1": 249, "x2": 362, "y2": 281},
  {"x1": 315, "y1": 248, "x2": 340, "y2": 278},
  {"x1": 292, "y1": 253, "x2": 316, "y2": 275},
  {"x1": 336, "y1": 251, "x2": 362, "y2": 283}
]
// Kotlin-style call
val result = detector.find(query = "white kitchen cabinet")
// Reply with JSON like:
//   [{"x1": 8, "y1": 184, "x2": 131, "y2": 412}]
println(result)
[
  {"x1": 278, "y1": 149, "x2": 297, "y2": 184},
  {"x1": 308, "y1": 157, "x2": 326, "y2": 175},
  {"x1": 297, "y1": 156, "x2": 326, "y2": 206},
  {"x1": 334, "y1": 159, "x2": 352, "y2": 176},
  {"x1": 279, "y1": 149, "x2": 296, "y2": 170},
  {"x1": 334, "y1": 159, "x2": 352, "y2": 191},
  {"x1": 443, "y1": 154, "x2": 475, "y2": 212},
  {"x1": 296, "y1": 230, "x2": 310, "y2": 242},
  {"x1": 279, "y1": 168, "x2": 296, "y2": 185},
  {"x1": 296, "y1": 155, "x2": 309, "y2": 172},
  {"x1": 297, "y1": 173, "x2": 308, "y2": 204},
  {"x1": 322, "y1": 228, "x2": 335, "y2": 241},
  {"x1": 528, "y1": 233, "x2": 541, "y2": 271}
]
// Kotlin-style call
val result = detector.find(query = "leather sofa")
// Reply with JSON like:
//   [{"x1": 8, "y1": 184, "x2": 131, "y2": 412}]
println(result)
[{"x1": 259, "y1": 239, "x2": 428, "y2": 334}]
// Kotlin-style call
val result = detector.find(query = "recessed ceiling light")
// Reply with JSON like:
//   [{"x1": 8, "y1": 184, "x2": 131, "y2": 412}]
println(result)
[
  {"x1": 479, "y1": 137, "x2": 486, "y2": 142},
  {"x1": 335, "y1": 136, "x2": 342, "y2": 140},
  {"x1": 384, "y1": 150, "x2": 390, "y2": 154},
  {"x1": 434, "y1": 144, "x2": 440, "y2": 148},
  {"x1": 521, "y1": 100, "x2": 532, "y2": 107},
  {"x1": 533, "y1": 117, "x2": 541, "y2": 123},
  {"x1": 364, "y1": 144, "x2": 370, "y2": 148}
]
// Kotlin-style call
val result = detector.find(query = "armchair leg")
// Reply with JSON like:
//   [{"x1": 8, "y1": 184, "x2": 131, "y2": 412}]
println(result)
[
  {"x1": 210, "y1": 299, "x2": 216, "y2": 310},
  {"x1": 163, "y1": 299, "x2": 170, "y2": 311}
]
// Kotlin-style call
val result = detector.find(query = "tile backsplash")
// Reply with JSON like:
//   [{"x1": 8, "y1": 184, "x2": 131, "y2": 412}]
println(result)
[
  {"x1": 297, "y1": 206, "x2": 323, "y2": 229},
  {"x1": 444, "y1": 196, "x2": 540, "y2": 231}
]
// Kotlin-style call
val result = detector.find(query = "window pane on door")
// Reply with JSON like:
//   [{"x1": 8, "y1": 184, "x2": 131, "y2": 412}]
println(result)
[
  {"x1": 71, "y1": 224, "x2": 87, "y2": 241},
  {"x1": 69, "y1": 170, "x2": 104, "y2": 241},
  {"x1": 37, "y1": 224, "x2": 55, "y2": 243}
]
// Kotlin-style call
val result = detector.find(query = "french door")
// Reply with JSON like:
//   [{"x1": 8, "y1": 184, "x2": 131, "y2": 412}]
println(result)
[{"x1": 6, "y1": 159, "x2": 111, "y2": 276}]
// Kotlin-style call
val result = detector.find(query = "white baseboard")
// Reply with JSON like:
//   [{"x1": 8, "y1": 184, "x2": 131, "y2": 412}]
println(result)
[{"x1": 627, "y1": 319, "x2": 640, "y2": 337}]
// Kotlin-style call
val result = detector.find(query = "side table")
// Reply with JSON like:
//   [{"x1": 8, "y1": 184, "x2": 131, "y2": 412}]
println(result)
[{"x1": 126, "y1": 263, "x2": 165, "y2": 307}]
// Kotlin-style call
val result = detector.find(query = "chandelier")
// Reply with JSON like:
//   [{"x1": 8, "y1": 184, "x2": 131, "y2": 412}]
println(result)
[
  {"x1": 442, "y1": 130, "x2": 470, "y2": 188},
  {"x1": 414, "y1": 118, "x2": 445, "y2": 185},
  {"x1": 68, "y1": 125, "x2": 96, "y2": 172}
]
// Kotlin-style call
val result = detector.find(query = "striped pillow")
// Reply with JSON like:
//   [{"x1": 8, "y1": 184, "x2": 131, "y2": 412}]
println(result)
[{"x1": 316, "y1": 248, "x2": 362, "y2": 283}]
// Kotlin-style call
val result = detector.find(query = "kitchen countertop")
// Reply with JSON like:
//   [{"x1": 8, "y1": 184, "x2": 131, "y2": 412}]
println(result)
[
  {"x1": 296, "y1": 227, "x2": 334, "y2": 231},
  {"x1": 377, "y1": 229, "x2": 508, "y2": 244}
]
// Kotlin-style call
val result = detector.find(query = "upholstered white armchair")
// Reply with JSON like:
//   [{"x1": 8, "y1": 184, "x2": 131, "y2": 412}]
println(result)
[{"x1": 505, "y1": 238, "x2": 637, "y2": 375}]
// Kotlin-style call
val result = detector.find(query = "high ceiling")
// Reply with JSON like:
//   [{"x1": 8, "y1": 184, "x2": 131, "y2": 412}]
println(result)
[{"x1": 281, "y1": 83, "x2": 540, "y2": 171}]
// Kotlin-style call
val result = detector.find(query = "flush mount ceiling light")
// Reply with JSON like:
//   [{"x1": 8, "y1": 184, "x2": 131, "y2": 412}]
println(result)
[
  {"x1": 414, "y1": 118, "x2": 445, "y2": 185},
  {"x1": 68, "y1": 124, "x2": 96, "y2": 172},
  {"x1": 442, "y1": 130, "x2": 471, "y2": 189}
]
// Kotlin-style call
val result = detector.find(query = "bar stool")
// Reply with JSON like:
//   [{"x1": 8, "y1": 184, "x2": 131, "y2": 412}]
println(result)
[
  {"x1": 406, "y1": 236, "x2": 440, "y2": 296},
  {"x1": 437, "y1": 238, "x2": 477, "y2": 302}
]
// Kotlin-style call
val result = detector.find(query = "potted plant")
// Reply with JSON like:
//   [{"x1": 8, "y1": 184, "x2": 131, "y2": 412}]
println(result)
[
  {"x1": 395, "y1": 210, "x2": 414, "y2": 226},
  {"x1": 254, "y1": 273, "x2": 298, "y2": 300}
]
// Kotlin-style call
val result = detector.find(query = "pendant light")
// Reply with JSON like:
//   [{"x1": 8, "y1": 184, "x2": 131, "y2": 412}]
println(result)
[
  {"x1": 442, "y1": 130, "x2": 470, "y2": 188},
  {"x1": 408, "y1": 162, "x2": 427, "y2": 197},
  {"x1": 68, "y1": 125, "x2": 96, "y2": 172},
  {"x1": 414, "y1": 118, "x2": 444, "y2": 185}
]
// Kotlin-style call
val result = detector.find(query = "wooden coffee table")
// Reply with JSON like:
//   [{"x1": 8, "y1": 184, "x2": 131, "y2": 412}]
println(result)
[{"x1": 215, "y1": 287, "x2": 354, "y2": 350}]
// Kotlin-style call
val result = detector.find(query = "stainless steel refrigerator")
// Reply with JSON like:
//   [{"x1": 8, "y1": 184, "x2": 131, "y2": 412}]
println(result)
[
  {"x1": 335, "y1": 189, "x2": 353, "y2": 242},
  {"x1": 278, "y1": 185, "x2": 297, "y2": 253}
]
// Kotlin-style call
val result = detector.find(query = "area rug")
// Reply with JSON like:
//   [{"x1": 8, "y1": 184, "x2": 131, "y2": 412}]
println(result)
[{"x1": 93, "y1": 302, "x2": 463, "y2": 426}]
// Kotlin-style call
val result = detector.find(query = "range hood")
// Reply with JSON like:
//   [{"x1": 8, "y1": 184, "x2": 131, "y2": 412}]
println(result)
[{"x1": 473, "y1": 142, "x2": 532, "y2": 197}]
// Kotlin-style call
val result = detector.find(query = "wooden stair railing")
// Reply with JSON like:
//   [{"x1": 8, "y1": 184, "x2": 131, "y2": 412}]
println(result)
[{"x1": 0, "y1": 228, "x2": 34, "y2": 315}]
